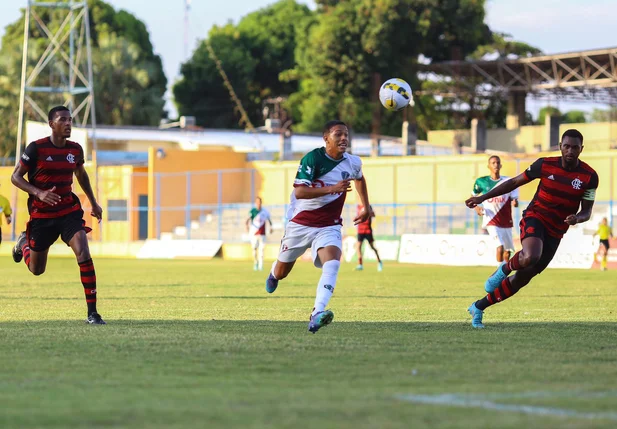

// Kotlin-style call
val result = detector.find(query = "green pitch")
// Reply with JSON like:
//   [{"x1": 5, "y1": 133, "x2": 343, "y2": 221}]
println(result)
[{"x1": 1, "y1": 258, "x2": 616, "y2": 429}]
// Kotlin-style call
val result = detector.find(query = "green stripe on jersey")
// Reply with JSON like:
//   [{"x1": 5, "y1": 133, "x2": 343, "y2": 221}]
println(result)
[
  {"x1": 295, "y1": 147, "x2": 344, "y2": 184},
  {"x1": 472, "y1": 176, "x2": 505, "y2": 195}
]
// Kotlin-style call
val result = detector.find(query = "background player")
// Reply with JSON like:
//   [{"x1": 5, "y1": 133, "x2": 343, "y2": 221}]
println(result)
[
  {"x1": 472, "y1": 155, "x2": 519, "y2": 263},
  {"x1": 264, "y1": 120, "x2": 371, "y2": 333},
  {"x1": 245, "y1": 196, "x2": 272, "y2": 271},
  {"x1": 11, "y1": 106, "x2": 105, "y2": 325},
  {"x1": 465, "y1": 129, "x2": 598, "y2": 328},
  {"x1": 354, "y1": 204, "x2": 383, "y2": 272},
  {"x1": 593, "y1": 217, "x2": 613, "y2": 271},
  {"x1": 0, "y1": 185, "x2": 12, "y2": 247}
]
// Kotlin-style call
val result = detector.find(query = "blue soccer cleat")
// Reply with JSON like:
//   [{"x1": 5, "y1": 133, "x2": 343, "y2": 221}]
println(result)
[
  {"x1": 377, "y1": 262, "x2": 383, "y2": 272},
  {"x1": 354, "y1": 264, "x2": 363, "y2": 271},
  {"x1": 265, "y1": 273, "x2": 279, "y2": 293},
  {"x1": 468, "y1": 302, "x2": 485, "y2": 329},
  {"x1": 485, "y1": 261, "x2": 508, "y2": 293},
  {"x1": 308, "y1": 310, "x2": 334, "y2": 333}
]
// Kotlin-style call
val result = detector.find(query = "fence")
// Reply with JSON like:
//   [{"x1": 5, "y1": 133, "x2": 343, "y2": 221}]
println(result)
[
  {"x1": 104, "y1": 199, "x2": 616, "y2": 244},
  {"x1": 2, "y1": 157, "x2": 615, "y2": 243}
]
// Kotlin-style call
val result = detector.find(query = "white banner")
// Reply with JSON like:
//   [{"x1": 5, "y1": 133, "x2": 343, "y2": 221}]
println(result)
[
  {"x1": 136, "y1": 239, "x2": 223, "y2": 259},
  {"x1": 398, "y1": 231, "x2": 594, "y2": 269},
  {"x1": 398, "y1": 234, "x2": 496, "y2": 266},
  {"x1": 342, "y1": 236, "x2": 400, "y2": 262},
  {"x1": 548, "y1": 228, "x2": 594, "y2": 269}
]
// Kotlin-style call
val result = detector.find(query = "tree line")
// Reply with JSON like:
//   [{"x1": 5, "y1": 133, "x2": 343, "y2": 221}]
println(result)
[{"x1": 0, "y1": 0, "x2": 613, "y2": 157}]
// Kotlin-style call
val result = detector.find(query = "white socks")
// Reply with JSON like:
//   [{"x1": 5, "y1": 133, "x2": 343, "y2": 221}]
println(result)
[
  {"x1": 258, "y1": 245, "x2": 264, "y2": 270},
  {"x1": 270, "y1": 260, "x2": 278, "y2": 279},
  {"x1": 312, "y1": 260, "x2": 340, "y2": 316}
]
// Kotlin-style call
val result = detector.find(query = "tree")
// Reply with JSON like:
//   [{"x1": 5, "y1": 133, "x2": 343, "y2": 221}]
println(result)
[
  {"x1": 590, "y1": 107, "x2": 617, "y2": 123},
  {"x1": 287, "y1": 0, "x2": 491, "y2": 133},
  {"x1": 562, "y1": 110, "x2": 587, "y2": 124},
  {"x1": 0, "y1": 0, "x2": 166, "y2": 156},
  {"x1": 173, "y1": 0, "x2": 312, "y2": 128},
  {"x1": 537, "y1": 106, "x2": 562, "y2": 125},
  {"x1": 173, "y1": 24, "x2": 257, "y2": 129},
  {"x1": 469, "y1": 32, "x2": 541, "y2": 60}
]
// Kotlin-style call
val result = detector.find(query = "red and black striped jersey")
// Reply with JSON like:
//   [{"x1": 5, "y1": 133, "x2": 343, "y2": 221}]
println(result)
[
  {"x1": 523, "y1": 156, "x2": 598, "y2": 238},
  {"x1": 356, "y1": 204, "x2": 373, "y2": 234},
  {"x1": 20, "y1": 137, "x2": 84, "y2": 219}
]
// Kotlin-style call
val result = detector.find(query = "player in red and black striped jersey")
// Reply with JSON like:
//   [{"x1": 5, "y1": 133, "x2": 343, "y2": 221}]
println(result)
[
  {"x1": 465, "y1": 129, "x2": 598, "y2": 328},
  {"x1": 354, "y1": 204, "x2": 383, "y2": 272},
  {"x1": 11, "y1": 106, "x2": 105, "y2": 325}
]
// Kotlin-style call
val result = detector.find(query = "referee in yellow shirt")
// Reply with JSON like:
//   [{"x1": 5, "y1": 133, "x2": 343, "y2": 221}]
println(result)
[
  {"x1": 594, "y1": 217, "x2": 613, "y2": 271},
  {"x1": 0, "y1": 187, "x2": 13, "y2": 246}
]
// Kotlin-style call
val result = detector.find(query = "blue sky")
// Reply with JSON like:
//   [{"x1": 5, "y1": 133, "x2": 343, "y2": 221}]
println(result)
[{"x1": 1, "y1": 0, "x2": 615, "y2": 119}]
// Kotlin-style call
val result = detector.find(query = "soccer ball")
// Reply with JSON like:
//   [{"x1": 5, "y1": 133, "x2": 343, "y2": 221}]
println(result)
[{"x1": 379, "y1": 78, "x2": 413, "y2": 111}]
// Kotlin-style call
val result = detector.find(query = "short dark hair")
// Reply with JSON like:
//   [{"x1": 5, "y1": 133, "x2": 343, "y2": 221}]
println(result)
[
  {"x1": 561, "y1": 129, "x2": 583, "y2": 145},
  {"x1": 488, "y1": 155, "x2": 501, "y2": 163},
  {"x1": 48, "y1": 105, "x2": 70, "y2": 121},
  {"x1": 323, "y1": 120, "x2": 347, "y2": 136}
]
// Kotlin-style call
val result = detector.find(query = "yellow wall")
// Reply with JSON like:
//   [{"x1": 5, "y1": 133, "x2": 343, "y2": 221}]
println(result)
[
  {"x1": 251, "y1": 152, "x2": 617, "y2": 206},
  {"x1": 429, "y1": 122, "x2": 617, "y2": 154},
  {"x1": 427, "y1": 130, "x2": 471, "y2": 148}
]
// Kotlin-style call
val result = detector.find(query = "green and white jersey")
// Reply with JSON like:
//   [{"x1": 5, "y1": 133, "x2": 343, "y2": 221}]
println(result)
[
  {"x1": 289, "y1": 147, "x2": 363, "y2": 227},
  {"x1": 249, "y1": 208, "x2": 270, "y2": 236},
  {"x1": 472, "y1": 176, "x2": 519, "y2": 228}
]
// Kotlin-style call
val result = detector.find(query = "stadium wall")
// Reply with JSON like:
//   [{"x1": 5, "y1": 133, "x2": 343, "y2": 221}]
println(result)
[
  {"x1": 2, "y1": 144, "x2": 616, "y2": 248},
  {"x1": 428, "y1": 122, "x2": 617, "y2": 153}
]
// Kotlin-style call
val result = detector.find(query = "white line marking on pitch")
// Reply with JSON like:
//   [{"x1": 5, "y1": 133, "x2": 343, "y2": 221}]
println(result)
[{"x1": 395, "y1": 394, "x2": 617, "y2": 421}]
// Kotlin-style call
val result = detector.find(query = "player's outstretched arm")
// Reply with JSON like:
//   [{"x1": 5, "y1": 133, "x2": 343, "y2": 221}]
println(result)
[
  {"x1": 75, "y1": 164, "x2": 103, "y2": 221},
  {"x1": 294, "y1": 180, "x2": 351, "y2": 199},
  {"x1": 465, "y1": 173, "x2": 530, "y2": 208},
  {"x1": 11, "y1": 163, "x2": 61, "y2": 206},
  {"x1": 353, "y1": 176, "x2": 371, "y2": 225}
]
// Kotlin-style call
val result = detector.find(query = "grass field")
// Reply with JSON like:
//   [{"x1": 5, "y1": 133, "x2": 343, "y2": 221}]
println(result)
[{"x1": 1, "y1": 257, "x2": 617, "y2": 429}]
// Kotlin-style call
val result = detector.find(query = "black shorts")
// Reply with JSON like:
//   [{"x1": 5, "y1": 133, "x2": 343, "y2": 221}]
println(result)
[
  {"x1": 519, "y1": 216, "x2": 561, "y2": 275},
  {"x1": 357, "y1": 232, "x2": 374, "y2": 243},
  {"x1": 600, "y1": 239, "x2": 610, "y2": 250},
  {"x1": 26, "y1": 209, "x2": 89, "y2": 252}
]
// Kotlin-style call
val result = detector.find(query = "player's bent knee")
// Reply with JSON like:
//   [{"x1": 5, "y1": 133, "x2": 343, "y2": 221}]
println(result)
[{"x1": 519, "y1": 252, "x2": 541, "y2": 267}]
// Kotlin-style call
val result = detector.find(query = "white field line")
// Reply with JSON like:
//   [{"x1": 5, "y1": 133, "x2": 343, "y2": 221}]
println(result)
[{"x1": 395, "y1": 393, "x2": 617, "y2": 421}]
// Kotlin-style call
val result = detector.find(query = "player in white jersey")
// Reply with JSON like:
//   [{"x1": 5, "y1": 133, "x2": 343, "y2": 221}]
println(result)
[
  {"x1": 471, "y1": 155, "x2": 519, "y2": 263},
  {"x1": 245, "y1": 197, "x2": 272, "y2": 271},
  {"x1": 265, "y1": 120, "x2": 371, "y2": 333}
]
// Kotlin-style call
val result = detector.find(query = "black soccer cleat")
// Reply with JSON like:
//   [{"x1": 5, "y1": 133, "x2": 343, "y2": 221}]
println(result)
[
  {"x1": 86, "y1": 312, "x2": 107, "y2": 325},
  {"x1": 12, "y1": 231, "x2": 27, "y2": 263}
]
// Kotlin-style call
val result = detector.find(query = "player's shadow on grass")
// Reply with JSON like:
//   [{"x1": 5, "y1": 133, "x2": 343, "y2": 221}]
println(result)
[{"x1": 3, "y1": 320, "x2": 617, "y2": 335}]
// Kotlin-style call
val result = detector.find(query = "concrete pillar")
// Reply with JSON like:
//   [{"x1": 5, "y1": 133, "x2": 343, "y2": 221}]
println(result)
[
  {"x1": 279, "y1": 131, "x2": 292, "y2": 161},
  {"x1": 471, "y1": 119, "x2": 487, "y2": 152},
  {"x1": 506, "y1": 91, "x2": 527, "y2": 129},
  {"x1": 402, "y1": 121, "x2": 417, "y2": 155},
  {"x1": 370, "y1": 136, "x2": 380, "y2": 157},
  {"x1": 544, "y1": 114, "x2": 561, "y2": 151}
]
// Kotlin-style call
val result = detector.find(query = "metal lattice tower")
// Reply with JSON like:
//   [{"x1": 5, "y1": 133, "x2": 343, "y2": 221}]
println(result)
[
  {"x1": 13, "y1": 0, "x2": 97, "y2": 239},
  {"x1": 15, "y1": 0, "x2": 97, "y2": 161}
]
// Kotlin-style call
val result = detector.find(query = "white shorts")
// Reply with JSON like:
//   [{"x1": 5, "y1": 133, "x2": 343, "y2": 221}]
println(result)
[
  {"x1": 277, "y1": 221, "x2": 342, "y2": 268},
  {"x1": 250, "y1": 234, "x2": 265, "y2": 250},
  {"x1": 486, "y1": 226, "x2": 514, "y2": 252}
]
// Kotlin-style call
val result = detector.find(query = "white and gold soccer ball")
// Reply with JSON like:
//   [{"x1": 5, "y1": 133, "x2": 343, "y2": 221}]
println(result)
[{"x1": 379, "y1": 78, "x2": 413, "y2": 111}]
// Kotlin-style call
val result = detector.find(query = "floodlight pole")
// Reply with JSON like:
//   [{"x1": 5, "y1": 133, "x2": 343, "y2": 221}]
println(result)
[{"x1": 12, "y1": 0, "x2": 97, "y2": 240}]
